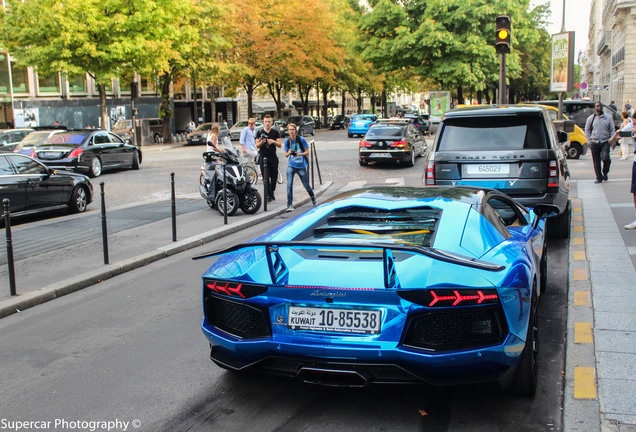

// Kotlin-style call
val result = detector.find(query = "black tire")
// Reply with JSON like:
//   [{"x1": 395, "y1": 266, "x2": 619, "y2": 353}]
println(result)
[
  {"x1": 311, "y1": 127, "x2": 315, "y2": 136},
  {"x1": 299, "y1": 128, "x2": 304, "y2": 137},
  {"x1": 406, "y1": 150, "x2": 415, "y2": 167},
  {"x1": 539, "y1": 243, "x2": 548, "y2": 295},
  {"x1": 348, "y1": 133, "x2": 353, "y2": 138},
  {"x1": 244, "y1": 165, "x2": 258, "y2": 185},
  {"x1": 68, "y1": 186, "x2": 89, "y2": 213},
  {"x1": 153, "y1": 133, "x2": 161, "y2": 144},
  {"x1": 215, "y1": 191, "x2": 239, "y2": 216},
  {"x1": 510, "y1": 289, "x2": 538, "y2": 396},
  {"x1": 240, "y1": 188, "x2": 262, "y2": 214},
  {"x1": 567, "y1": 143, "x2": 582, "y2": 159},
  {"x1": 359, "y1": 158, "x2": 367, "y2": 166},
  {"x1": 548, "y1": 201, "x2": 570, "y2": 239},
  {"x1": 88, "y1": 156, "x2": 102, "y2": 178},
  {"x1": 131, "y1": 151, "x2": 140, "y2": 170},
  {"x1": 206, "y1": 200, "x2": 215, "y2": 209}
]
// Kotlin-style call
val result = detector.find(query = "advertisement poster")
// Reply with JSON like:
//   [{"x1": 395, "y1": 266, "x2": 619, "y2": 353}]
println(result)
[
  {"x1": 110, "y1": 106, "x2": 126, "y2": 128},
  {"x1": 429, "y1": 90, "x2": 450, "y2": 123},
  {"x1": 14, "y1": 108, "x2": 39, "y2": 128},
  {"x1": 550, "y1": 32, "x2": 574, "y2": 93}
]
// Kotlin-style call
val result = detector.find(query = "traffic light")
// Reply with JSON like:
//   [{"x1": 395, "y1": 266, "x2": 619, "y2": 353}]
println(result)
[{"x1": 495, "y1": 15, "x2": 511, "y2": 54}]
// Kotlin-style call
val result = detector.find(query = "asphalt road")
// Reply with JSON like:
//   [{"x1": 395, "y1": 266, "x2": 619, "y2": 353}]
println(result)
[{"x1": 0, "y1": 129, "x2": 574, "y2": 431}]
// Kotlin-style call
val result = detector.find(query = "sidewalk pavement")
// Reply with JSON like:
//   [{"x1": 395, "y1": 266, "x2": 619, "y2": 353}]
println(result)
[
  {"x1": 2, "y1": 170, "x2": 636, "y2": 430},
  {"x1": 564, "y1": 180, "x2": 636, "y2": 432}
]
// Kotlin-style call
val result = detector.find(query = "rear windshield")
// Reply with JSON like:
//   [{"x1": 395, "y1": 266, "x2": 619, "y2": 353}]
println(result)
[
  {"x1": 366, "y1": 126, "x2": 403, "y2": 138},
  {"x1": 438, "y1": 115, "x2": 547, "y2": 150},
  {"x1": 308, "y1": 206, "x2": 440, "y2": 247},
  {"x1": 44, "y1": 132, "x2": 89, "y2": 145},
  {"x1": 353, "y1": 115, "x2": 375, "y2": 121}
]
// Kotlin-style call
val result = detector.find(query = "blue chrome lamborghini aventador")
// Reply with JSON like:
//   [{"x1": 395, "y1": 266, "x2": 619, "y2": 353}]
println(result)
[{"x1": 195, "y1": 186, "x2": 559, "y2": 396}]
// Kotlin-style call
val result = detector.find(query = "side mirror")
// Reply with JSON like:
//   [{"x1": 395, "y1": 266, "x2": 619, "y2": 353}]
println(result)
[
  {"x1": 557, "y1": 130, "x2": 568, "y2": 143},
  {"x1": 532, "y1": 204, "x2": 561, "y2": 228}
]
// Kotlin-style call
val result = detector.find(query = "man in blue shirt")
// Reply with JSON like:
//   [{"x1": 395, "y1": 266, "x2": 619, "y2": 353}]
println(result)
[
  {"x1": 283, "y1": 123, "x2": 316, "y2": 212},
  {"x1": 239, "y1": 117, "x2": 257, "y2": 165},
  {"x1": 585, "y1": 102, "x2": 616, "y2": 183}
]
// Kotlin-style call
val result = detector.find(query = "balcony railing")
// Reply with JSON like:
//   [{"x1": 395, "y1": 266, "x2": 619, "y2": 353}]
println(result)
[{"x1": 597, "y1": 31, "x2": 610, "y2": 55}]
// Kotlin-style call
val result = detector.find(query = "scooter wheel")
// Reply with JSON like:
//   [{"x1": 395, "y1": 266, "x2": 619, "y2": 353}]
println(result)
[
  {"x1": 240, "y1": 188, "x2": 262, "y2": 214},
  {"x1": 206, "y1": 200, "x2": 215, "y2": 209},
  {"x1": 215, "y1": 191, "x2": 239, "y2": 216}
]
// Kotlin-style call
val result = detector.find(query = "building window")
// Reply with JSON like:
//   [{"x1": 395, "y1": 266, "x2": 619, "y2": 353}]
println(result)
[
  {"x1": 0, "y1": 53, "x2": 9, "y2": 95},
  {"x1": 68, "y1": 74, "x2": 87, "y2": 94},
  {"x1": 11, "y1": 61, "x2": 29, "y2": 94},
  {"x1": 37, "y1": 72, "x2": 60, "y2": 94},
  {"x1": 140, "y1": 76, "x2": 156, "y2": 94}
]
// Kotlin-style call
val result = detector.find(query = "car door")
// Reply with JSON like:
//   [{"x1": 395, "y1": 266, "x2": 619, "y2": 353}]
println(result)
[
  {"x1": 0, "y1": 155, "x2": 26, "y2": 212},
  {"x1": 9, "y1": 154, "x2": 69, "y2": 210},
  {"x1": 407, "y1": 125, "x2": 423, "y2": 155},
  {"x1": 92, "y1": 131, "x2": 117, "y2": 167},
  {"x1": 107, "y1": 132, "x2": 132, "y2": 166},
  {"x1": 304, "y1": 116, "x2": 315, "y2": 134}
]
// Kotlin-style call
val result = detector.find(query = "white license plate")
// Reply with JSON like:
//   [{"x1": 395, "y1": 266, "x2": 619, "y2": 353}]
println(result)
[
  {"x1": 370, "y1": 153, "x2": 392, "y2": 158},
  {"x1": 41, "y1": 152, "x2": 61, "y2": 158},
  {"x1": 288, "y1": 306, "x2": 381, "y2": 334},
  {"x1": 466, "y1": 163, "x2": 510, "y2": 175}
]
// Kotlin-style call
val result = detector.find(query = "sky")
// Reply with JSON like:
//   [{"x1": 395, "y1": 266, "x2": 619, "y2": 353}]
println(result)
[{"x1": 531, "y1": 0, "x2": 593, "y2": 58}]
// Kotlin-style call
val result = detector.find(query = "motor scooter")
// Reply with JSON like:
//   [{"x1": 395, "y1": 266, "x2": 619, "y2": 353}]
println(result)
[{"x1": 199, "y1": 137, "x2": 262, "y2": 216}]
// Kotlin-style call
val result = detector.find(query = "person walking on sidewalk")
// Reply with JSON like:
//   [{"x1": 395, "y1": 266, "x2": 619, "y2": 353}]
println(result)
[
  {"x1": 283, "y1": 123, "x2": 316, "y2": 212},
  {"x1": 617, "y1": 111, "x2": 633, "y2": 160},
  {"x1": 585, "y1": 102, "x2": 615, "y2": 183},
  {"x1": 255, "y1": 114, "x2": 282, "y2": 203},
  {"x1": 623, "y1": 112, "x2": 636, "y2": 229},
  {"x1": 240, "y1": 117, "x2": 258, "y2": 165}
]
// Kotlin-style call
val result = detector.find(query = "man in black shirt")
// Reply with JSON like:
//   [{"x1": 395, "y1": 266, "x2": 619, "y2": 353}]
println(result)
[{"x1": 255, "y1": 114, "x2": 282, "y2": 202}]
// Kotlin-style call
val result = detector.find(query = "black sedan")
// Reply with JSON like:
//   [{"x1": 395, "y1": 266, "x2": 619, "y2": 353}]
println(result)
[
  {"x1": 32, "y1": 130, "x2": 141, "y2": 177},
  {"x1": 358, "y1": 121, "x2": 427, "y2": 167},
  {"x1": 404, "y1": 114, "x2": 430, "y2": 135},
  {"x1": 330, "y1": 114, "x2": 350, "y2": 130},
  {"x1": 0, "y1": 153, "x2": 93, "y2": 217}
]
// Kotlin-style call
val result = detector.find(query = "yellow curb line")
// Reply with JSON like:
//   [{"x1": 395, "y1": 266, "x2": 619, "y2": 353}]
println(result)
[{"x1": 574, "y1": 367, "x2": 597, "y2": 399}]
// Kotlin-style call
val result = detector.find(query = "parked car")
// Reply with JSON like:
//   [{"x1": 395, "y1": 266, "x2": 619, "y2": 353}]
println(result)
[
  {"x1": 0, "y1": 128, "x2": 34, "y2": 152},
  {"x1": 404, "y1": 114, "x2": 430, "y2": 135},
  {"x1": 112, "y1": 118, "x2": 163, "y2": 143},
  {"x1": 330, "y1": 115, "x2": 350, "y2": 130},
  {"x1": 281, "y1": 116, "x2": 315, "y2": 137},
  {"x1": 196, "y1": 186, "x2": 558, "y2": 395},
  {"x1": 358, "y1": 120, "x2": 427, "y2": 166},
  {"x1": 13, "y1": 130, "x2": 66, "y2": 155},
  {"x1": 425, "y1": 104, "x2": 571, "y2": 238},
  {"x1": 348, "y1": 114, "x2": 378, "y2": 138},
  {"x1": 529, "y1": 104, "x2": 589, "y2": 159},
  {"x1": 32, "y1": 129, "x2": 142, "y2": 178},
  {"x1": 186, "y1": 122, "x2": 230, "y2": 145},
  {"x1": 0, "y1": 153, "x2": 93, "y2": 217},
  {"x1": 229, "y1": 120, "x2": 262, "y2": 141},
  {"x1": 529, "y1": 100, "x2": 621, "y2": 130}
]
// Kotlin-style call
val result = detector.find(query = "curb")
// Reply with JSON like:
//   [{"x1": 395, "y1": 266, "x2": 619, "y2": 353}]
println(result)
[{"x1": 0, "y1": 181, "x2": 333, "y2": 319}]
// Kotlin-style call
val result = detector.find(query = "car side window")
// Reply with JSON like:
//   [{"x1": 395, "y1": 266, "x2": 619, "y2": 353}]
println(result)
[
  {"x1": 9, "y1": 155, "x2": 48, "y2": 175},
  {"x1": 0, "y1": 156, "x2": 14, "y2": 175},
  {"x1": 108, "y1": 133, "x2": 124, "y2": 144},
  {"x1": 94, "y1": 133, "x2": 109, "y2": 144},
  {"x1": 487, "y1": 197, "x2": 528, "y2": 227}
]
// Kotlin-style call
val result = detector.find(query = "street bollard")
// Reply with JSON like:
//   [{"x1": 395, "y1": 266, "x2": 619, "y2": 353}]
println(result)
[
  {"x1": 3, "y1": 199, "x2": 17, "y2": 296},
  {"x1": 170, "y1": 172, "x2": 177, "y2": 241},
  {"x1": 263, "y1": 157, "x2": 269, "y2": 212},
  {"x1": 100, "y1": 182, "x2": 109, "y2": 265},
  {"x1": 222, "y1": 163, "x2": 228, "y2": 225}
]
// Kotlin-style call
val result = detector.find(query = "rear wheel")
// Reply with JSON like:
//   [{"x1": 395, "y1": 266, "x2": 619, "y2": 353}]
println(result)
[
  {"x1": 244, "y1": 165, "x2": 258, "y2": 185},
  {"x1": 510, "y1": 289, "x2": 538, "y2": 396},
  {"x1": 215, "y1": 191, "x2": 239, "y2": 216},
  {"x1": 240, "y1": 188, "x2": 262, "y2": 214},
  {"x1": 131, "y1": 151, "x2": 140, "y2": 170},
  {"x1": 68, "y1": 186, "x2": 89, "y2": 213},
  {"x1": 348, "y1": 133, "x2": 353, "y2": 138},
  {"x1": 548, "y1": 201, "x2": 570, "y2": 238},
  {"x1": 359, "y1": 158, "x2": 368, "y2": 166},
  {"x1": 406, "y1": 150, "x2": 415, "y2": 167},
  {"x1": 89, "y1": 157, "x2": 102, "y2": 177}
]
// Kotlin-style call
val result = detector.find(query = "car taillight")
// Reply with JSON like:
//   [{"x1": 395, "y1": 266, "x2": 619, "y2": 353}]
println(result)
[
  {"x1": 398, "y1": 289, "x2": 499, "y2": 307},
  {"x1": 547, "y1": 160, "x2": 559, "y2": 189},
  {"x1": 30, "y1": 149, "x2": 35, "y2": 158},
  {"x1": 425, "y1": 159, "x2": 435, "y2": 185},
  {"x1": 68, "y1": 148, "x2": 83, "y2": 158},
  {"x1": 348, "y1": 122, "x2": 352, "y2": 127},
  {"x1": 359, "y1": 140, "x2": 372, "y2": 147},
  {"x1": 390, "y1": 140, "x2": 407, "y2": 148},
  {"x1": 205, "y1": 279, "x2": 267, "y2": 299}
]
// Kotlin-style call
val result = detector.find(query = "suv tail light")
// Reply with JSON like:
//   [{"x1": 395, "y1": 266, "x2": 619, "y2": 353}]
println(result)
[
  {"x1": 547, "y1": 160, "x2": 559, "y2": 190},
  {"x1": 425, "y1": 159, "x2": 435, "y2": 185}
]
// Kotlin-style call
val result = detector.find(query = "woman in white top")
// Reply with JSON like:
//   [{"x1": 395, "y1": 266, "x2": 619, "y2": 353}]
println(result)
[
  {"x1": 206, "y1": 123, "x2": 223, "y2": 153},
  {"x1": 619, "y1": 111, "x2": 633, "y2": 160}
]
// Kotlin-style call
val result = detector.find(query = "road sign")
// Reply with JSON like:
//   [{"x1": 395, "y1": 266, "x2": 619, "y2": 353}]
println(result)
[{"x1": 580, "y1": 82, "x2": 587, "y2": 90}]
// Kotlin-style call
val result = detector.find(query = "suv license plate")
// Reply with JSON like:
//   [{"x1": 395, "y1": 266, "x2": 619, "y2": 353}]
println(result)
[
  {"x1": 288, "y1": 306, "x2": 381, "y2": 334},
  {"x1": 466, "y1": 164, "x2": 510, "y2": 175}
]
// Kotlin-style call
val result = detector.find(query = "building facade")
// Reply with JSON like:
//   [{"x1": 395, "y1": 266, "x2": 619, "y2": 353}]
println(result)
[{"x1": 583, "y1": 0, "x2": 636, "y2": 110}]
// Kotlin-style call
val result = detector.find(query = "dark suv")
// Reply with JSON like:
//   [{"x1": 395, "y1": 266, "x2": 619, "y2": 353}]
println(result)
[
  {"x1": 424, "y1": 105, "x2": 571, "y2": 238},
  {"x1": 529, "y1": 100, "x2": 621, "y2": 130}
]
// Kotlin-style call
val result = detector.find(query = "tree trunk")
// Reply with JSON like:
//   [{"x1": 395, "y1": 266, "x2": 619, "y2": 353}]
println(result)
[
  {"x1": 246, "y1": 82, "x2": 254, "y2": 118},
  {"x1": 370, "y1": 94, "x2": 376, "y2": 114},
  {"x1": 192, "y1": 76, "x2": 198, "y2": 125},
  {"x1": 341, "y1": 92, "x2": 346, "y2": 116},
  {"x1": 357, "y1": 88, "x2": 363, "y2": 113},
  {"x1": 321, "y1": 85, "x2": 329, "y2": 125},
  {"x1": 98, "y1": 84, "x2": 108, "y2": 130},
  {"x1": 382, "y1": 89, "x2": 387, "y2": 118},
  {"x1": 159, "y1": 73, "x2": 173, "y2": 144},
  {"x1": 456, "y1": 87, "x2": 463, "y2": 106}
]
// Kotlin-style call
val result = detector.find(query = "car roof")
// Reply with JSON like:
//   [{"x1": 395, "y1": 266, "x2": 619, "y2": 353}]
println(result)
[{"x1": 443, "y1": 104, "x2": 547, "y2": 119}]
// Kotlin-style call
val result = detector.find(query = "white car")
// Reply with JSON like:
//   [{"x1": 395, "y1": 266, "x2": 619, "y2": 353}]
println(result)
[{"x1": 228, "y1": 120, "x2": 262, "y2": 141}]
